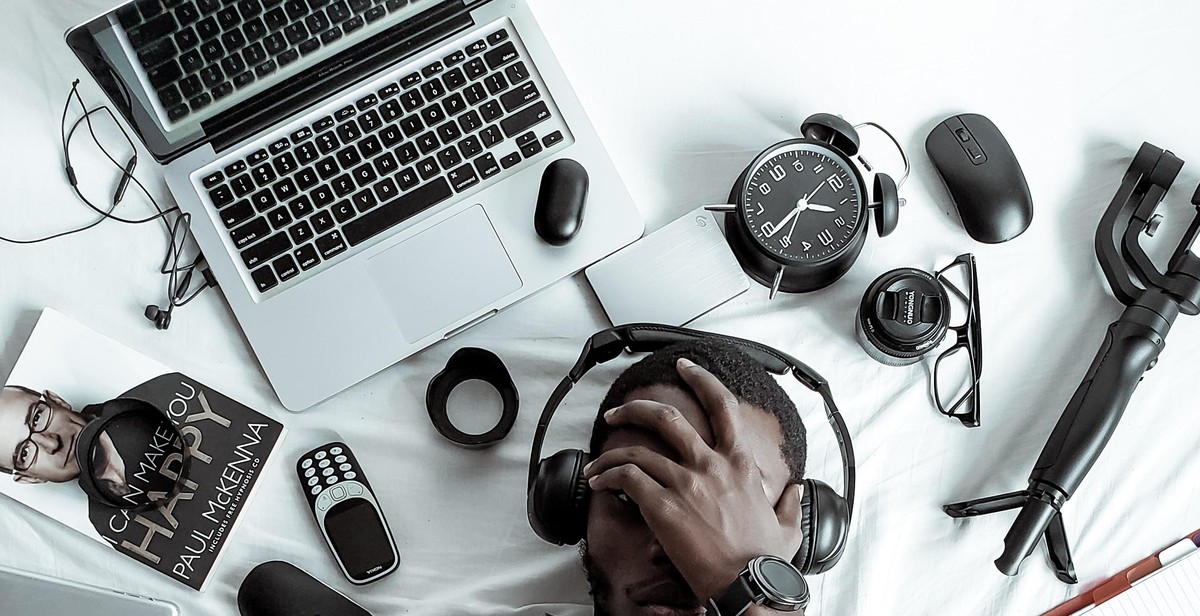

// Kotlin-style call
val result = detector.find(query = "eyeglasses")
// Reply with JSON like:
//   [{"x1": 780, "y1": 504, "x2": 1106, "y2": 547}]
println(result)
[
  {"x1": 12, "y1": 392, "x2": 55, "y2": 473},
  {"x1": 932, "y1": 254, "x2": 982, "y2": 427}
]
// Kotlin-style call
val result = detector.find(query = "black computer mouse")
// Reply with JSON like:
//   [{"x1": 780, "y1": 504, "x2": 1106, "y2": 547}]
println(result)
[
  {"x1": 534, "y1": 158, "x2": 589, "y2": 246},
  {"x1": 925, "y1": 113, "x2": 1032, "y2": 243},
  {"x1": 238, "y1": 561, "x2": 371, "y2": 616}
]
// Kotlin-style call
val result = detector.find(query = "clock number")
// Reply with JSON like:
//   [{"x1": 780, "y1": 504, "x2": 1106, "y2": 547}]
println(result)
[
  {"x1": 834, "y1": 216, "x2": 846, "y2": 227},
  {"x1": 813, "y1": 164, "x2": 824, "y2": 174},
  {"x1": 826, "y1": 175, "x2": 844, "y2": 191},
  {"x1": 761, "y1": 221, "x2": 778, "y2": 237},
  {"x1": 792, "y1": 160, "x2": 805, "y2": 172},
  {"x1": 801, "y1": 241, "x2": 812, "y2": 252},
  {"x1": 818, "y1": 229, "x2": 834, "y2": 246},
  {"x1": 759, "y1": 183, "x2": 772, "y2": 195},
  {"x1": 755, "y1": 202, "x2": 765, "y2": 215},
  {"x1": 779, "y1": 235, "x2": 791, "y2": 249},
  {"x1": 769, "y1": 164, "x2": 786, "y2": 182}
]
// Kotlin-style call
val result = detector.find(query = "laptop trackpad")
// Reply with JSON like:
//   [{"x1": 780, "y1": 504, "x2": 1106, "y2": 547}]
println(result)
[{"x1": 367, "y1": 206, "x2": 522, "y2": 342}]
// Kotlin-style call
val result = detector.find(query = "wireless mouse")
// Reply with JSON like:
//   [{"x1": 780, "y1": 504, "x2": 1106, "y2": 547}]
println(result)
[
  {"x1": 237, "y1": 561, "x2": 371, "y2": 616},
  {"x1": 534, "y1": 158, "x2": 589, "y2": 246},
  {"x1": 925, "y1": 113, "x2": 1032, "y2": 243}
]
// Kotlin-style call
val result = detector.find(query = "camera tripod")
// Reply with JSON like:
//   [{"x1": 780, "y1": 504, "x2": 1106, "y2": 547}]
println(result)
[{"x1": 943, "y1": 142, "x2": 1200, "y2": 582}]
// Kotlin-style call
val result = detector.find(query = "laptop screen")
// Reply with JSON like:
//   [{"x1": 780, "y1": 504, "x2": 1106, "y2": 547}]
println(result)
[{"x1": 66, "y1": 0, "x2": 479, "y2": 164}]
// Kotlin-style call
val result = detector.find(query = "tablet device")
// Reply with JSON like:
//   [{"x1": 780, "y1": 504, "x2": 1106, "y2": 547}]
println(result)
[{"x1": 0, "y1": 565, "x2": 179, "y2": 616}]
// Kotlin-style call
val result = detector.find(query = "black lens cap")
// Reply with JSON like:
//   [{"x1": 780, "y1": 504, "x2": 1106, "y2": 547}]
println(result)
[{"x1": 856, "y1": 268, "x2": 950, "y2": 365}]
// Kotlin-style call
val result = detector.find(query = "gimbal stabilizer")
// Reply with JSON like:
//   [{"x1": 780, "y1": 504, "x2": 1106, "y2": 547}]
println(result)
[{"x1": 943, "y1": 142, "x2": 1200, "y2": 582}]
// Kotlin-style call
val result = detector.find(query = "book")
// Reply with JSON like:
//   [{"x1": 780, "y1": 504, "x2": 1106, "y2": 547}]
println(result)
[{"x1": 0, "y1": 308, "x2": 287, "y2": 591}]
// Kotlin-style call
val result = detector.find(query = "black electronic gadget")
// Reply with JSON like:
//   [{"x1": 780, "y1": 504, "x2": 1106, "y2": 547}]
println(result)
[
  {"x1": 296, "y1": 442, "x2": 399, "y2": 585},
  {"x1": 926, "y1": 113, "x2": 1033, "y2": 243},
  {"x1": 534, "y1": 158, "x2": 590, "y2": 245},
  {"x1": 944, "y1": 143, "x2": 1200, "y2": 582},
  {"x1": 708, "y1": 114, "x2": 908, "y2": 296},
  {"x1": 238, "y1": 561, "x2": 371, "y2": 616},
  {"x1": 709, "y1": 555, "x2": 808, "y2": 615},
  {"x1": 527, "y1": 324, "x2": 855, "y2": 584}
]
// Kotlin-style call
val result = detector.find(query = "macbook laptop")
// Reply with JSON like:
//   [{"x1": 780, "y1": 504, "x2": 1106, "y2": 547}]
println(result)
[
  {"x1": 0, "y1": 565, "x2": 179, "y2": 616},
  {"x1": 66, "y1": 0, "x2": 643, "y2": 410}
]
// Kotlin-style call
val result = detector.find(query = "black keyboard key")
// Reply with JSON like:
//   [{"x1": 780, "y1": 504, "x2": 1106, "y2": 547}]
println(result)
[
  {"x1": 118, "y1": 5, "x2": 143, "y2": 29},
  {"x1": 500, "y1": 101, "x2": 550, "y2": 137},
  {"x1": 138, "y1": 37, "x2": 177, "y2": 69},
  {"x1": 267, "y1": 205, "x2": 292, "y2": 229},
  {"x1": 311, "y1": 208, "x2": 336, "y2": 232},
  {"x1": 343, "y1": 178, "x2": 453, "y2": 246},
  {"x1": 273, "y1": 177, "x2": 298, "y2": 201},
  {"x1": 129, "y1": 13, "x2": 177, "y2": 48},
  {"x1": 252, "y1": 163, "x2": 277, "y2": 186},
  {"x1": 400, "y1": 89, "x2": 423, "y2": 112},
  {"x1": 241, "y1": 231, "x2": 291, "y2": 268},
  {"x1": 180, "y1": 73, "x2": 203, "y2": 98},
  {"x1": 395, "y1": 143, "x2": 418, "y2": 164},
  {"x1": 305, "y1": 11, "x2": 331, "y2": 34},
  {"x1": 285, "y1": 0, "x2": 308, "y2": 20},
  {"x1": 356, "y1": 93, "x2": 378, "y2": 111},
  {"x1": 285, "y1": 21, "x2": 309, "y2": 44},
  {"x1": 202, "y1": 171, "x2": 224, "y2": 188},
  {"x1": 174, "y1": 27, "x2": 199, "y2": 50},
  {"x1": 374, "y1": 152, "x2": 398, "y2": 175},
  {"x1": 365, "y1": 5, "x2": 385, "y2": 22},
  {"x1": 222, "y1": 28, "x2": 247, "y2": 51},
  {"x1": 189, "y1": 92, "x2": 213, "y2": 111},
  {"x1": 487, "y1": 29, "x2": 509, "y2": 45},
  {"x1": 358, "y1": 134, "x2": 383, "y2": 158},
  {"x1": 349, "y1": 0, "x2": 370, "y2": 12},
  {"x1": 263, "y1": 6, "x2": 286, "y2": 30},
  {"x1": 200, "y1": 38, "x2": 225, "y2": 62},
  {"x1": 221, "y1": 199, "x2": 256, "y2": 228},
  {"x1": 250, "y1": 188, "x2": 275, "y2": 211},
  {"x1": 385, "y1": 0, "x2": 408, "y2": 11},
  {"x1": 505, "y1": 61, "x2": 530, "y2": 84},
  {"x1": 378, "y1": 83, "x2": 401, "y2": 99},
  {"x1": 244, "y1": 42, "x2": 267, "y2": 66},
  {"x1": 400, "y1": 115, "x2": 424, "y2": 137},
  {"x1": 233, "y1": 70, "x2": 256, "y2": 89},
  {"x1": 543, "y1": 130, "x2": 564, "y2": 148},
  {"x1": 167, "y1": 104, "x2": 189, "y2": 121},
  {"x1": 264, "y1": 32, "x2": 288, "y2": 56},
  {"x1": 299, "y1": 37, "x2": 321, "y2": 55},
  {"x1": 396, "y1": 167, "x2": 418, "y2": 189},
  {"x1": 196, "y1": 16, "x2": 220, "y2": 40},
  {"x1": 336, "y1": 146, "x2": 362, "y2": 168},
  {"x1": 422, "y1": 62, "x2": 444, "y2": 79},
  {"x1": 459, "y1": 109, "x2": 482, "y2": 133},
  {"x1": 147, "y1": 60, "x2": 183, "y2": 89},
  {"x1": 447, "y1": 163, "x2": 478, "y2": 193},
  {"x1": 295, "y1": 167, "x2": 319, "y2": 190},
  {"x1": 352, "y1": 189, "x2": 377, "y2": 212},
  {"x1": 415, "y1": 157, "x2": 439, "y2": 180},
  {"x1": 198, "y1": 0, "x2": 220, "y2": 12},
  {"x1": 311, "y1": 185, "x2": 336, "y2": 208},
  {"x1": 175, "y1": 1, "x2": 200, "y2": 25},
  {"x1": 221, "y1": 53, "x2": 247, "y2": 76},
  {"x1": 420, "y1": 78, "x2": 445, "y2": 101},
  {"x1": 217, "y1": 6, "x2": 241, "y2": 30},
  {"x1": 316, "y1": 156, "x2": 339, "y2": 179},
  {"x1": 295, "y1": 142, "x2": 319, "y2": 165},
  {"x1": 443, "y1": 92, "x2": 467, "y2": 116},
  {"x1": 479, "y1": 100, "x2": 502, "y2": 123},
  {"x1": 484, "y1": 42, "x2": 518, "y2": 70},
  {"x1": 516, "y1": 131, "x2": 537, "y2": 147},
  {"x1": 251, "y1": 265, "x2": 278, "y2": 292},
  {"x1": 288, "y1": 220, "x2": 314, "y2": 243},
  {"x1": 342, "y1": 15, "x2": 364, "y2": 33},
  {"x1": 331, "y1": 200, "x2": 357, "y2": 222},
  {"x1": 290, "y1": 127, "x2": 314, "y2": 143},
  {"x1": 437, "y1": 145, "x2": 462, "y2": 169},
  {"x1": 208, "y1": 184, "x2": 234, "y2": 207},
  {"x1": 288, "y1": 195, "x2": 315, "y2": 218},
  {"x1": 200, "y1": 64, "x2": 225, "y2": 88},
  {"x1": 351, "y1": 162, "x2": 376, "y2": 187},
  {"x1": 278, "y1": 48, "x2": 300, "y2": 67},
  {"x1": 225, "y1": 160, "x2": 248, "y2": 176},
  {"x1": 415, "y1": 131, "x2": 439, "y2": 154},
  {"x1": 443, "y1": 68, "x2": 466, "y2": 91},
  {"x1": 373, "y1": 177, "x2": 399, "y2": 203},
  {"x1": 484, "y1": 72, "x2": 509, "y2": 95},
  {"x1": 336, "y1": 121, "x2": 361, "y2": 143},
  {"x1": 231, "y1": 173, "x2": 256, "y2": 196},
  {"x1": 269, "y1": 137, "x2": 291, "y2": 155},
  {"x1": 231, "y1": 217, "x2": 271, "y2": 248},
  {"x1": 399, "y1": 72, "x2": 421, "y2": 88},
  {"x1": 463, "y1": 83, "x2": 487, "y2": 106},
  {"x1": 379, "y1": 124, "x2": 404, "y2": 148},
  {"x1": 316, "y1": 230, "x2": 348, "y2": 258},
  {"x1": 332, "y1": 174, "x2": 355, "y2": 196},
  {"x1": 436, "y1": 121, "x2": 461, "y2": 144},
  {"x1": 500, "y1": 81, "x2": 539, "y2": 112},
  {"x1": 443, "y1": 50, "x2": 466, "y2": 66},
  {"x1": 499, "y1": 151, "x2": 520, "y2": 169},
  {"x1": 459, "y1": 135, "x2": 482, "y2": 158},
  {"x1": 479, "y1": 125, "x2": 502, "y2": 148},
  {"x1": 239, "y1": 0, "x2": 262, "y2": 17},
  {"x1": 294, "y1": 244, "x2": 321, "y2": 270},
  {"x1": 316, "y1": 132, "x2": 340, "y2": 154},
  {"x1": 520, "y1": 139, "x2": 543, "y2": 159},
  {"x1": 357, "y1": 110, "x2": 382, "y2": 133},
  {"x1": 250, "y1": 148, "x2": 271, "y2": 164},
  {"x1": 474, "y1": 153, "x2": 500, "y2": 179},
  {"x1": 327, "y1": 1, "x2": 350, "y2": 22},
  {"x1": 313, "y1": 115, "x2": 335, "y2": 132},
  {"x1": 244, "y1": 17, "x2": 267, "y2": 40},
  {"x1": 254, "y1": 59, "x2": 278, "y2": 78},
  {"x1": 273, "y1": 254, "x2": 300, "y2": 282},
  {"x1": 381, "y1": 100, "x2": 404, "y2": 122},
  {"x1": 420, "y1": 103, "x2": 446, "y2": 126},
  {"x1": 464, "y1": 57, "x2": 486, "y2": 80},
  {"x1": 465, "y1": 39, "x2": 487, "y2": 56}
]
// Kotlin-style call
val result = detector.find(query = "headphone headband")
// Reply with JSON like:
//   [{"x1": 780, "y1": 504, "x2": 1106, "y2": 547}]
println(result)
[
  {"x1": 528, "y1": 323, "x2": 855, "y2": 518},
  {"x1": 76, "y1": 397, "x2": 191, "y2": 511}
]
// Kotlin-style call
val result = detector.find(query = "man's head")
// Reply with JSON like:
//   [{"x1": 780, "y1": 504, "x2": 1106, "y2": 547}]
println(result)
[
  {"x1": 583, "y1": 340, "x2": 807, "y2": 616},
  {"x1": 0, "y1": 385, "x2": 89, "y2": 484}
]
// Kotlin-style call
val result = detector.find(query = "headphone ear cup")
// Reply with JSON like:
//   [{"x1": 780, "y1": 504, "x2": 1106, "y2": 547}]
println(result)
[
  {"x1": 792, "y1": 479, "x2": 851, "y2": 575},
  {"x1": 527, "y1": 449, "x2": 592, "y2": 546},
  {"x1": 871, "y1": 173, "x2": 900, "y2": 238}
]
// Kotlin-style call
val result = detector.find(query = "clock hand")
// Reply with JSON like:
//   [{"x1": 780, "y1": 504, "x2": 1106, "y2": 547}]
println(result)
[
  {"x1": 805, "y1": 203, "x2": 837, "y2": 213},
  {"x1": 784, "y1": 208, "x2": 801, "y2": 241},
  {"x1": 763, "y1": 205, "x2": 801, "y2": 238}
]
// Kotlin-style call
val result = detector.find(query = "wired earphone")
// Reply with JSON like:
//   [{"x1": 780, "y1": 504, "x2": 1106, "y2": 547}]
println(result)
[{"x1": 0, "y1": 79, "x2": 215, "y2": 330}]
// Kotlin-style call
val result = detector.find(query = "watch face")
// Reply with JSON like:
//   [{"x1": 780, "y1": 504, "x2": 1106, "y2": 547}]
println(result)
[
  {"x1": 756, "y1": 557, "x2": 807, "y2": 599},
  {"x1": 739, "y1": 141, "x2": 864, "y2": 263}
]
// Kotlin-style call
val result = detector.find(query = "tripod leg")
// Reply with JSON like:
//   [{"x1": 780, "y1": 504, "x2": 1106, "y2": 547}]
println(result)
[
  {"x1": 943, "y1": 490, "x2": 1029, "y2": 518},
  {"x1": 1044, "y1": 511, "x2": 1077, "y2": 584}
]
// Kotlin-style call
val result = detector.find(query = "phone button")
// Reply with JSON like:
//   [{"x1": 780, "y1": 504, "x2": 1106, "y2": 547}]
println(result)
[
  {"x1": 331, "y1": 486, "x2": 346, "y2": 501},
  {"x1": 330, "y1": 446, "x2": 344, "y2": 455},
  {"x1": 347, "y1": 483, "x2": 364, "y2": 497},
  {"x1": 335, "y1": 455, "x2": 348, "y2": 464},
  {"x1": 315, "y1": 451, "x2": 327, "y2": 460},
  {"x1": 302, "y1": 459, "x2": 313, "y2": 468},
  {"x1": 345, "y1": 471, "x2": 357, "y2": 480},
  {"x1": 305, "y1": 468, "x2": 316, "y2": 477},
  {"x1": 308, "y1": 477, "x2": 319, "y2": 486},
  {"x1": 339, "y1": 463, "x2": 352, "y2": 471},
  {"x1": 319, "y1": 459, "x2": 331, "y2": 468},
  {"x1": 326, "y1": 476, "x2": 337, "y2": 484},
  {"x1": 317, "y1": 492, "x2": 333, "y2": 511},
  {"x1": 310, "y1": 485, "x2": 322, "y2": 495}
]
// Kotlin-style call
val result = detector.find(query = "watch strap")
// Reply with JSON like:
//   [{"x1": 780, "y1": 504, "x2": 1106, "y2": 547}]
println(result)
[{"x1": 708, "y1": 570, "x2": 761, "y2": 616}]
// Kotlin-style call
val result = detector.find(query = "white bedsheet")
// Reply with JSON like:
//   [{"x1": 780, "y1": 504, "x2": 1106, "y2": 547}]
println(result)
[{"x1": 2, "y1": 1, "x2": 1200, "y2": 615}]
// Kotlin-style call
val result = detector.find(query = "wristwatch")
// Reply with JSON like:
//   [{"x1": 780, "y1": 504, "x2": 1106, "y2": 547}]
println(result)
[{"x1": 708, "y1": 555, "x2": 809, "y2": 615}]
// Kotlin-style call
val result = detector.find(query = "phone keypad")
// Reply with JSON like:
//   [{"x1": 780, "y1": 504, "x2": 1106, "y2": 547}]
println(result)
[{"x1": 296, "y1": 441, "x2": 369, "y2": 501}]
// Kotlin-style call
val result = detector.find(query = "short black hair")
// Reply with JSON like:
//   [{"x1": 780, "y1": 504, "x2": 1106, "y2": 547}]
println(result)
[{"x1": 588, "y1": 339, "x2": 807, "y2": 482}]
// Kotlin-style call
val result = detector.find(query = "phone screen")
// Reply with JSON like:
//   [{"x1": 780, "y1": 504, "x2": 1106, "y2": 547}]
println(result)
[{"x1": 324, "y1": 499, "x2": 396, "y2": 581}]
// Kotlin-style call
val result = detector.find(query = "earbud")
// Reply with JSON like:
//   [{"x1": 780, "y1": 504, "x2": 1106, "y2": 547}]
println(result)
[{"x1": 144, "y1": 304, "x2": 172, "y2": 330}]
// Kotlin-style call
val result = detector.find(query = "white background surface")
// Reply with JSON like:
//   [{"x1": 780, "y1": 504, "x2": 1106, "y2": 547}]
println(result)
[{"x1": 2, "y1": 1, "x2": 1200, "y2": 615}]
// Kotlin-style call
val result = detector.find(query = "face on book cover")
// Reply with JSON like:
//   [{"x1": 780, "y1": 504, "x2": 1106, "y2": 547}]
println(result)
[{"x1": 0, "y1": 386, "x2": 124, "y2": 487}]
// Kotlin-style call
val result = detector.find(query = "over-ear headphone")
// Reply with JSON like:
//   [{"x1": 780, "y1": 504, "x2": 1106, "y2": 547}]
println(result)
[
  {"x1": 76, "y1": 397, "x2": 191, "y2": 511},
  {"x1": 526, "y1": 323, "x2": 856, "y2": 576}
]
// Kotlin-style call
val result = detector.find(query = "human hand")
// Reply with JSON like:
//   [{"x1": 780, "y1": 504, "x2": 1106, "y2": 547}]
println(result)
[{"x1": 583, "y1": 358, "x2": 805, "y2": 601}]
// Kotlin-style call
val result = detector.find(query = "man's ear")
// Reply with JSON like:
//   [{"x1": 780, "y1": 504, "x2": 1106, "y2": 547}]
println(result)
[
  {"x1": 44, "y1": 390, "x2": 71, "y2": 411},
  {"x1": 13, "y1": 473, "x2": 46, "y2": 485}
]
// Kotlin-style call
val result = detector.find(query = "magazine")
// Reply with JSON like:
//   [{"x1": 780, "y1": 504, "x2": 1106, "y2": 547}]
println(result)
[{"x1": 0, "y1": 308, "x2": 286, "y2": 591}]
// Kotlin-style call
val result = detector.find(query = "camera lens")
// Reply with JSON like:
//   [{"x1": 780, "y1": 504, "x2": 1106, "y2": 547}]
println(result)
[{"x1": 856, "y1": 268, "x2": 950, "y2": 366}]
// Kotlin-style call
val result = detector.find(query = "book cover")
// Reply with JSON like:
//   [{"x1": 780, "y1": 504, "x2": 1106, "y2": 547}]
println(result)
[{"x1": 0, "y1": 308, "x2": 286, "y2": 591}]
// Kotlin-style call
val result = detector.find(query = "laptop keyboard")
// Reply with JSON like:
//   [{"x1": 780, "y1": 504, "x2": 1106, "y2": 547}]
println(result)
[
  {"x1": 116, "y1": 0, "x2": 430, "y2": 124},
  {"x1": 198, "y1": 26, "x2": 568, "y2": 294}
]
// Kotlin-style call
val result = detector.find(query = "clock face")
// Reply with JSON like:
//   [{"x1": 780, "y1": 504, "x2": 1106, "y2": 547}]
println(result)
[{"x1": 739, "y1": 142, "x2": 864, "y2": 263}]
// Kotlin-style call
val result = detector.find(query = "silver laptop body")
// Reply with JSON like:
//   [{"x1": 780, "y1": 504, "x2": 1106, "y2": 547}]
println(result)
[{"x1": 69, "y1": 0, "x2": 643, "y2": 410}]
